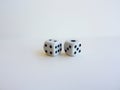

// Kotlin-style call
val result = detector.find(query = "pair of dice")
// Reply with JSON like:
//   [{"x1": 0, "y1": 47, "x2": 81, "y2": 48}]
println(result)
[{"x1": 44, "y1": 39, "x2": 81, "y2": 57}]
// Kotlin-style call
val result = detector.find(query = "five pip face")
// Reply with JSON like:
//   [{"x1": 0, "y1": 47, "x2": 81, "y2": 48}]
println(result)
[{"x1": 44, "y1": 39, "x2": 81, "y2": 57}]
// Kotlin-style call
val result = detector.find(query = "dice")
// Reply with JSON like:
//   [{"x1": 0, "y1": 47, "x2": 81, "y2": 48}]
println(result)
[
  {"x1": 64, "y1": 40, "x2": 81, "y2": 56},
  {"x1": 44, "y1": 39, "x2": 62, "y2": 56}
]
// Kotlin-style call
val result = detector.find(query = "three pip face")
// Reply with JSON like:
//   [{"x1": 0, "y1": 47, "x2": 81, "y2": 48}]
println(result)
[{"x1": 44, "y1": 39, "x2": 81, "y2": 57}]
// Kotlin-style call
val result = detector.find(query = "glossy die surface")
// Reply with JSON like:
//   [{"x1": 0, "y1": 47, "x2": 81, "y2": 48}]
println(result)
[
  {"x1": 44, "y1": 39, "x2": 62, "y2": 56},
  {"x1": 64, "y1": 40, "x2": 81, "y2": 56}
]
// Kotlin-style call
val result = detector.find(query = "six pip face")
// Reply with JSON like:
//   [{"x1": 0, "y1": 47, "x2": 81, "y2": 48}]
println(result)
[{"x1": 44, "y1": 39, "x2": 81, "y2": 57}]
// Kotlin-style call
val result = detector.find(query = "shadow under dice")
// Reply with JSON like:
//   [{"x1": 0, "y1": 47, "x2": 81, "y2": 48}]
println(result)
[
  {"x1": 44, "y1": 39, "x2": 62, "y2": 56},
  {"x1": 64, "y1": 40, "x2": 81, "y2": 56}
]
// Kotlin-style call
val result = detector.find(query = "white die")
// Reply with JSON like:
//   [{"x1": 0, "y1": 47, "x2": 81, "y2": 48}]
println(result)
[
  {"x1": 44, "y1": 39, "x2": 62, "y2": 56},
  {"x1": 64, "y1": 40, "x2": 81, "y2": 56}
]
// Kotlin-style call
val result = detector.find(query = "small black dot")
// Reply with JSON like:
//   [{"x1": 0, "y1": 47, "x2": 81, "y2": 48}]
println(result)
[
  {"x1": 65, "y1": 50, "x2": 67, "y2": 52},
  {"x1": 79, "y1": 44, "x2": 81, "y2": 47},
  {"x1": 77, "y1": 48, "x2": 79, "y2": 50},
  {"x1": 79, "y1": 50, "x2": 81, "y2": 53},
  {"x1": 74, "y1": 45, "x2": 77, "y2": 48},
  {"x1": 71, "y1": 40, "x2": 76, "y2": 42},
  {"x1": 67, "y1": 48, "x2": 69, "y2": 50},
  {"x1": 60, "y1": 48, "x2": 62, "y2": 51},
  {"x1": 69, "y1": 45, "x2": 71, "y2": 48},
  {"x1": 54, "y1": 40, "x2": 57, "y2": 42},
  {"x1": 45, "y1": 50, "x2": 47, "y2": 53},
  {"x1": 55, "y1": 46, "x2": 57, "y2": 49},
  {"x1": 45, "y1": 44, "x2": 47, "y2": 47},
  {"x1": 55, "y1": 51, "x2": 57, "y2": 53},
  {"x1": 60, "y1": 44, "x2": 62, "y2": 47},
  {"x1": 50, "y1": 51, "x2": 52, "y2": 54},
  {"x1": 74, "y1": 51, "x2": 76, "y2": 54},
  {"x1": 58, "y1": 45, "x2": 60, "y2": 48},
  {"x1": 49, "y1": 39, "x2": 52, "y2": 41},
  {"x1": 50, "y1": 45, "x2": 52, "y2": 48},
  {"x1": 58, "y1": 50, "x2": 60, "y2": 52}
]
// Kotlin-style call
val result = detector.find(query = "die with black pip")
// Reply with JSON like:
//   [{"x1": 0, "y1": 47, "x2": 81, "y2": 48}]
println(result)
[
  {"x1": 64, "y1": 40, "x2": 81, "y2": 56},
  {"x1": 44, "y1": 39, "x2": 62, "y2": 56}
]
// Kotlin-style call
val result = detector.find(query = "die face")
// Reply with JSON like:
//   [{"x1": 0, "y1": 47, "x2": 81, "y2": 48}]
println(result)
[
  {"x1": 64, "y1": 41, "x2": 73, "y2": 56},
  {"x1": 44, "y1": 39, "x2": 62, "y2": 56},
  {"x1": 53, "y1": 42, "x2": 62, "y2": 56},
  {"x1": 72, "y1": 42, "x2": 81, "y2": 56},
  {"x1": 64, "y1": 40, "x2": 81, "y2": 56},
  {"x1": 44, "y1": 41, "x2": 54, "y2": 56}
]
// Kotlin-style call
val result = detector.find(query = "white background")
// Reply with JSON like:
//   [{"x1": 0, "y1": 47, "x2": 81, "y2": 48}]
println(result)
[{"x1": 0, "y1": 0, "x2": 120, "y2": 90}]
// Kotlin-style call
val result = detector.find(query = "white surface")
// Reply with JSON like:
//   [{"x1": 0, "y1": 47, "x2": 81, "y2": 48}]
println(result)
[
  {"x1": 0, "y1": 37, "x2": 120, "y2": 90},
  {"x1": 0, "y1": 0, "x2": 120, "y2": 90},
  {"x1": 0, "y1": 0, "x2": 120, "y2": 38}
]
